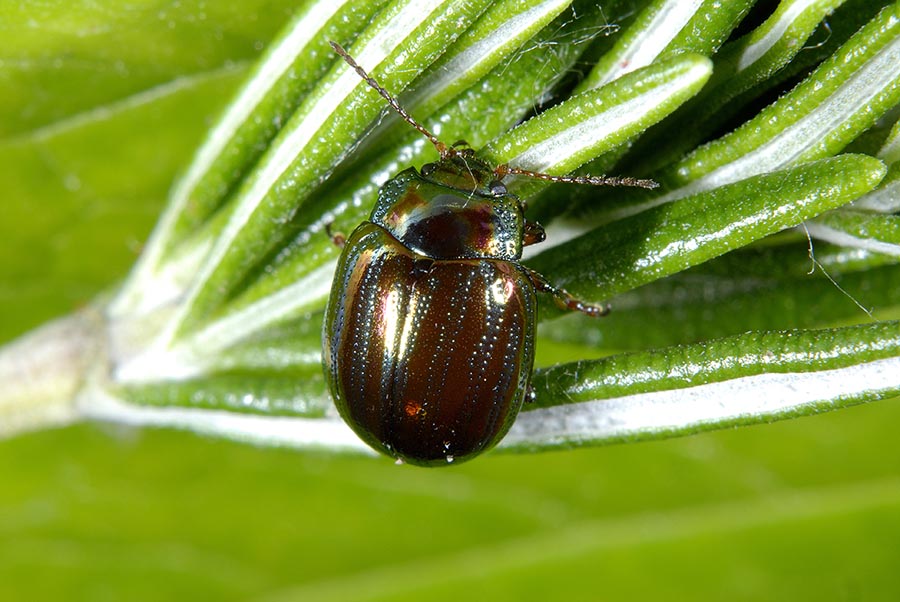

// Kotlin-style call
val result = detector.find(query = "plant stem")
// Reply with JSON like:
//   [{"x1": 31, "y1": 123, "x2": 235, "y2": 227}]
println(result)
[{"x1": 0, "y1": 309, "x2": 105, "y2": 437}]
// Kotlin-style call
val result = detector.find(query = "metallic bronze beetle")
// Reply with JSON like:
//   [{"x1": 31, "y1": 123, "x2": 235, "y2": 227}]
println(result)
[{"x1": 323, "y1": 42, "x2": 656, "y2": 466}]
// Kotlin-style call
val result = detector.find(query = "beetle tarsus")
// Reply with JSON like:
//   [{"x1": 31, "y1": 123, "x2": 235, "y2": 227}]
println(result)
[
  {"x1": 523, "y1": 221, "x2": 546, "y2": 246},
  {"x1": 525, "y1": 268, "x2": 610, "y2": 317},
  {"x1": 325, "y1": 222, "x2": 346, "y2": 249}
]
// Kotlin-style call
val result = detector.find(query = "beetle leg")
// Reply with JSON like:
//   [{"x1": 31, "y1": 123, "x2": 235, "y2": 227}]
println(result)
[
  {"x1": 325, "y1": 222, "x2": 346, "y2": 249},
  {"x1": 523, "y1": 221, "x2": 546, "y2": 247},
  {"x1": 524, "y1": 384, "x2": 537, "y2": 405},
  {"x1": 524, "y1": 268, "x2": 610, "y2": 317}
]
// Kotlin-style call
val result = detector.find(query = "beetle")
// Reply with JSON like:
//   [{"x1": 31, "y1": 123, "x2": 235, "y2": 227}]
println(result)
[{"x1": 323, "y1": 42, "x2": 657, "y2": 466}]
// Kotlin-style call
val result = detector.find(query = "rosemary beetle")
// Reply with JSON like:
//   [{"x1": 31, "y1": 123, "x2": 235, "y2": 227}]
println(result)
[{"x1": 323, "y1": 42, "x2": 657, "y2": 466}]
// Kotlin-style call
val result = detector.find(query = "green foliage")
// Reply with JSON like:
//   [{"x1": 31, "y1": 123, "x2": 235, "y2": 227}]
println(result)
[{"x1": 2, "y1": 1, "x2": 900, "y2": 597}]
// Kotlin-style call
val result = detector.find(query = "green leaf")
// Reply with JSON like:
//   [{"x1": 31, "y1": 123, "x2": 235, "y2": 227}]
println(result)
[
  {"x1": 591, "y1": 2, "x2": 900, "y2": 222},
  {"x1": 482, "y1": 53, "x2": 713, "y2": 199},
  {"x1": 117, "y1": 372, "x2": 330, "y2": 418},
  {"x1": 629, "y1": 0, "x2": 853, "y2": 172},
  {"x1": 0, "y1": 63, "x2": 250, "y2": 342},
  {"x1": 513, "y1": 321, "x2": 900, "y2": 449},
  {"x1": 579, "y1": 0, "x2": 753, "y2": 90},
  {"x1": 810, "y1": 209, "x2": 900, "y2": 256},
  {"x1": 3, "y1": 3, "x2": 900, "y2": 598},
  {"x1": 540, "y1": 243, "x2": 900, "y2": 349},
  {"x1": 849, "y1": 161, "x2": 900, "y2": 212},
  {"x1": 0, "y1": 1, "x2": 300, "y2": 139},
  {"x1": 528, "y1": 155, "x2": 886, "y2": 307}
]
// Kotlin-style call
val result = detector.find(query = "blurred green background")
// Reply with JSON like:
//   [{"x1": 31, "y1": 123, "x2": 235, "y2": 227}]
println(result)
[{"x1": 2, "y1": 1, "x2": 899, "y2": 599}]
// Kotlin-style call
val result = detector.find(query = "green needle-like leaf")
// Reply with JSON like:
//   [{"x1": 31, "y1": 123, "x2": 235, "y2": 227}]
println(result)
[
  {"x1": 540, "y1": 242, "x2": 900, "y2": 349},
  {"x1": 510, "y1": 321, "x2": 900, "y2": 449},
  {"x1": 810, "y1": 210, "x2": 900, "y2": 255},
  {"x1": 482, "y1": 53, "x2": 713, "y2": 199},
  {"x1": 579, "y1": 0, "x2": 752, "y2": 90},
  {"x1": 850, "y1": 160, "x2": 900, "y2": 212},
  {"x1": 529, "y1": 154, "x2": 886, "y2": 309},
  {"x1": 591, "y1": 2, "x2": 900, "y2": 222},
  {"x1": 630, "y1": 0, "x2": 852, "y2": 172}
]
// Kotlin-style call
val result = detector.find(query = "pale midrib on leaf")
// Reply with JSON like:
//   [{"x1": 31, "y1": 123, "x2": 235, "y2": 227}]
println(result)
[
  {"x1": 587, "y1": 0, "x2": 703, "y2": 88},
  {"x1": 610, "y1": 30, "x2": 900, "y2": 221},
  {"x1": 169, "y1": 1, "x2": 354, "y2": 210},
  {"x1": 505, "y1": 355, "x2": 900, "y2": 447},
  {"x1": 79, "y1": 387, "x2": 370, "y2": 453},
  {"x1": 401, "y1": 0, "x2": 572, "y2": 111},
  {"x1": 85, "y1": 353, "x2": 900, "y2": 451},
  {"x1": 510, "y1": 60, "x2": 709, "y2": 172},
  {"x1": 736, "y1": 0, "x2": 831, "y2": 70},
  {"x1": 805, "y1": 221, "x2": 900, "y2": 256},
  {"x1": 113, "y1": 0, "x2": 357, "y2": 317}
]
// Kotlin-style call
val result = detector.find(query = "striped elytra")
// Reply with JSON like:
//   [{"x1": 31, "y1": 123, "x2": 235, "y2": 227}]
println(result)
[{"x1": 324, "y1": 220, "x2": 535, "y2": 466}]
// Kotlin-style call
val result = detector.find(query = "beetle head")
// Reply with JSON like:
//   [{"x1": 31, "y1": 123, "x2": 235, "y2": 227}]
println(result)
[{"x1": 420, "y1": 150, "x2": 509, "y2": 198}]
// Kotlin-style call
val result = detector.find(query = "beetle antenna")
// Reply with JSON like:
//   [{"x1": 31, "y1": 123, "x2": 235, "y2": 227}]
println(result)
[
  {"x1": 494, "y1": 164, "x2": 659, "y2": 189},
  {"x1": 330, "y1": 41, "x2": 450, "y2": 157}
]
